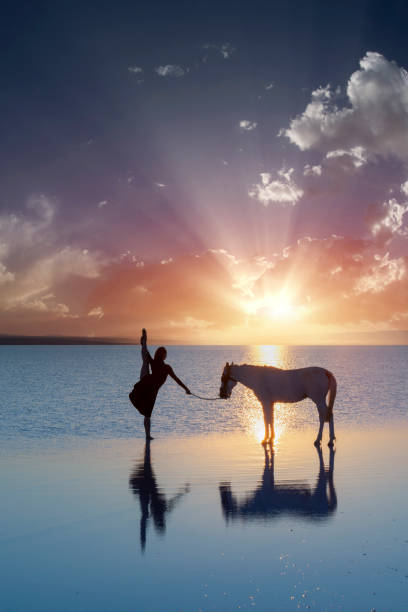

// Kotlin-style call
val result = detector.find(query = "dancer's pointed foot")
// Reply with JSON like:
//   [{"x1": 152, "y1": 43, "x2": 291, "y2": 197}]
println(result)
[{"x1": 140, "y1": 328, "x2": 147, "y2": 345}]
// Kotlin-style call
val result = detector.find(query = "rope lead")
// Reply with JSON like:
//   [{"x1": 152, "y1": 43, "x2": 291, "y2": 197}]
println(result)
[{"x1": 190, "y1": 392, "x2": 222, "y2": 401}]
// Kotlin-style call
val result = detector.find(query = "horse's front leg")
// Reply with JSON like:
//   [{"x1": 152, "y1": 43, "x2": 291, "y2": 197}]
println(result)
[
  {"x1": 270, "y1": 402, "x2": 275, "y2": 442},
  {"x1": 261, "y1": 402, "x2": 274, "y2": 445},
  {"x1": 261, "y1": 403, "x2": 269, "y2": 445}
]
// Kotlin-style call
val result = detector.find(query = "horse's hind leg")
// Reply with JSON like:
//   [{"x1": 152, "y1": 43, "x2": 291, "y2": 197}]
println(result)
[
  {"x1": 314, "y1": 401, "x2": 326, "y2": 446},
  {"x1": 328, "y1": 414, "x2": 336, "y2": 447}
]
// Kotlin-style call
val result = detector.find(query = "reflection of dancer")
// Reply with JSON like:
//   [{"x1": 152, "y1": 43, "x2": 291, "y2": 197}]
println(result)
[
  {"x1": 219, "y1": 445, "x2": 337, "y2": 522},
  {"x1": 129, "y1": 441, "x2": 190, "y2": 551},
  {"x1": 129, "y1": 329, "x2": 191, "y2": 440}
]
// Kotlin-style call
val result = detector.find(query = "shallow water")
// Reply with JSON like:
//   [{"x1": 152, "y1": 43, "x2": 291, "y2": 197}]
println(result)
[
  {"x1": 2, "y1": 428, "x2": 408, "y2": 611},
  {"x1": 1, "y1": 345, "x2": 407, "y2": 442},
  {"x1": 1, "y1": 346, "x2": 408, "y2": 610}
]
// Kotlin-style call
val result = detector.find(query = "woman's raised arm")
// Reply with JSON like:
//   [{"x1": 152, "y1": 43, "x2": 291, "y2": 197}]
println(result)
[{"x1": 168, "y1": 366, "x2": 191, "y2": 394}]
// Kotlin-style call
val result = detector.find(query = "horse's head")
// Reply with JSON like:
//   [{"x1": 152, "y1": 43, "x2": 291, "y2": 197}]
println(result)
[{"x1": 219, "y1": 362, "x2": 237, "y2": 399}]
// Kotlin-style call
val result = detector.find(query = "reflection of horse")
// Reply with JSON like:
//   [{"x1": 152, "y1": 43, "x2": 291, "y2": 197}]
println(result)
[
  {"x1": 220, "y1": 363, "x2": 337, "y2": 446},
  {"x1": 129, "y1": 441, "x2": 190, "y2": 551},
  {"x1": 219, "y1": 446, "x2": 337, "y2": 522}
]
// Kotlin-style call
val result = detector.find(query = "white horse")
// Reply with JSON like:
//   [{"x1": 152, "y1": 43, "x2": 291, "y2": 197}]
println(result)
[{"x1": 219, "y1": 362, "x2": 337, "y2": 446}]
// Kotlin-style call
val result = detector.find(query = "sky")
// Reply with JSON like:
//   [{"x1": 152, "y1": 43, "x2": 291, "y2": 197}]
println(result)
[{"x1": 1, "y1": 0, "x2": 408, "y2": 343}]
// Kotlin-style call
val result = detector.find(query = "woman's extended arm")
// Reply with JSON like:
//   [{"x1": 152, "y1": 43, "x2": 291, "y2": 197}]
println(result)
[{"x1": 168, "y1": 366, "x2": 191, "y2": 394}]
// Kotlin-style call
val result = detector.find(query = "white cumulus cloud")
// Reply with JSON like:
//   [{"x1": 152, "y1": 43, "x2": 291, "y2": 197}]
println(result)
[
  {"x1": 88, "y1": 306, "x2": 104, "y2": 319},
  {"x1": 303, "y1": 164, "x2": 322, "y2": 176},
  {"x1": 239, "y1": 120, "x2": 258, "y2": 131},
  {"x1": 155, "y1": 65, "x2": 187, "y2": 77},
  {"x1": 284, "y1": 52, "x2": 408, "y2": 161},
  {"x1": 249, "y1": 168, "x2": 304, "y2": 206},
  {"x1": 326, "y1": 146, "x2": 369, "y2": 169},
  {"x1": 371, "y1": 198, "x2": 408, "y2": 239}
]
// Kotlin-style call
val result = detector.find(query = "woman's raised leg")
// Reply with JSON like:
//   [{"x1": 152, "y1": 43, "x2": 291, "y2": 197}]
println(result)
[{"x1": 140, "y1": 328, "x2": 150, "y2": 379}]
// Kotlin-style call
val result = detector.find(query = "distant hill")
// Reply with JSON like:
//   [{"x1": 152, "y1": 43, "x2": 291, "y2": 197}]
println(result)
[
  {"x1": 0, "y1": 331, "x2": 407, "y2": 345},
  {"x1": 0, "y1": 335, "x2": 137, "y2": 345}
]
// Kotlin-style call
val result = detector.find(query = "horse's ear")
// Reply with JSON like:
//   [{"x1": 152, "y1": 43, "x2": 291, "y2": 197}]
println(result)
[
  {"x1": 231, "y1": 361, "x2": 234, "y2": 365},
  {"x1": 226, "y1": 361, "x2": 229, "y2": 367}
]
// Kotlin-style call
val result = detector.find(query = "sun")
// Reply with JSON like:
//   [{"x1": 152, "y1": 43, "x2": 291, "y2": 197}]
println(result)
[
  {"x1": 242, "y1": 290, "x2": 305, "y2": 321},
  {"x1": 268, "y1": 292, "x2": 295, "y2": 319}
]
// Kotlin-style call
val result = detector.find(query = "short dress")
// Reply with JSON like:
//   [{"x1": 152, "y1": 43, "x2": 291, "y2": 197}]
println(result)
[{"x1": 129, "y1": 361, "x2": 171, "y2": 418}]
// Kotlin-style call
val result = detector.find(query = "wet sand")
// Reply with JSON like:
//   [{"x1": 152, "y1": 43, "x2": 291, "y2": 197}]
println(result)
[{"x1": 1, "y1": 425, "x2": 408, "y2": 611}]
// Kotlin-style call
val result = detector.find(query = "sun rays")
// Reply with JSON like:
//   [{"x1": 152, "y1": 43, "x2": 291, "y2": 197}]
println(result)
[{"x1": 241, "y1": 289, "x2": 309, "y2": 322}]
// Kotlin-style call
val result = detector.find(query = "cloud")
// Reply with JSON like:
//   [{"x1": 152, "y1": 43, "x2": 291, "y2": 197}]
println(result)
[
  {"x1": 265, "y1": 82, "x2": 274, "y2": 90},
  {"x1": 155, "y1": 65, "x2": 187, "y2": 77},
  {"x1": 132, "y1": 285, "x2": 148, "y2": 295},
  {"x1": 219, "y1": 43, "x2": 235, "y2": 59},
  {"x1": 88, "y1": 306, "x2": 104, "y2": 319},
  {"x1": 97, "y1": 200, "x2": 108, "y2": 208},
  {"x1": 326, "y1": 146, "x2": 369, "y2": 169},
  {"x1": 128, "y1": 66, "x2": 143, "y2": 74},
  {"x1": 0, "y1": 197, "x2": 106, "y2": 316},
  {"x1": 209, "y1": 248, "x2": 274, "y2": 298},
  {"x1": 251, "y1": 234, "x2": 408, "y2": 328},
  {"x1": 249, "y1": 168, "x2": 304, "y2": 206},
  {"x1": 0, "y1": 262, "x2": 15, "y2": 285},
  {"x1": 169, "y1": 316, "x2": 213, "y2": 329},
  {"x1": 303, "y1": 164, "x2": 322, "y2": 176},
  {"x1": 401, "y1": 180, "x2": 408, "y2": 197},
  {"x1": 354, "y1": 252, "x2": 405, "y2": 294},
  {"x1": 239, "y1": 120, "x2": 258, "y2": 131},
  {"x1": 0, "y1": 194, "x2": 55, "y2": 260},
  {"x1": 19, "y1": 296, "x2": 76, "y2": 318},
  {"x1": 202, "y1": 42, "x2": 235, "y2": 59},
  {"x1": 371, "y1": 198, "x2": 408, "y2": 241},
  {"x1": 284, "y1": 52, "x2": 408, "y2": 161},
  {"x1": 2, "y1": 237, "x2": 408, "y2": 339}
]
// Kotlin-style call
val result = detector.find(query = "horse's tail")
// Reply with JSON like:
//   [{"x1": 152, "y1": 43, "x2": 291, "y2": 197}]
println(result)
[{"x1": 325, "y1": 370, "x2": 337, "y2": 422}]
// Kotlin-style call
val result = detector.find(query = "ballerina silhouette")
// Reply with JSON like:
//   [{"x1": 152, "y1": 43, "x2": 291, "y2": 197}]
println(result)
[{"x1": 129, "y1": 329, "x2": 191, "y2": 439}]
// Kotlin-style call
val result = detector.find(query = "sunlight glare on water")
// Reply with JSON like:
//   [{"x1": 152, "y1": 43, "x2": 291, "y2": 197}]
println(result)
[{"x1": 241, "y1": 345, "x2": 292, "y2": 445}]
